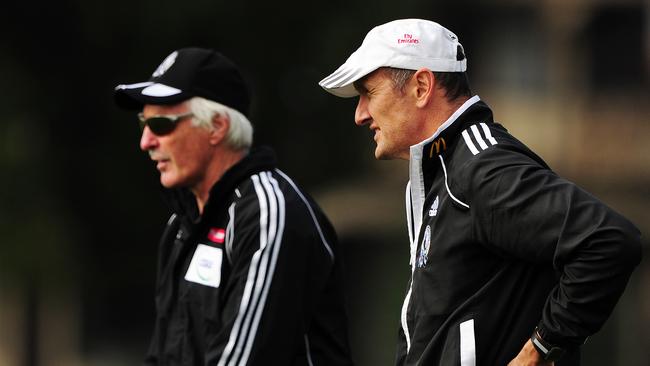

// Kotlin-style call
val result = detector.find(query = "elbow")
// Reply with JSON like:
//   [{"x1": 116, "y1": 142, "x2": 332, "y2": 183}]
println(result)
[{"x1": 611, "y1": 219, "x2": 642, "y2": 270}]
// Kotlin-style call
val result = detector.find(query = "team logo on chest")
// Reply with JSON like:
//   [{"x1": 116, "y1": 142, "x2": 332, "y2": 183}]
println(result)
[
  {"x1": 429, "y1": 195, "x2": 439, "y2": 217},
  {"x1": 185, "y1": 244, "x2": 223, "y2": 288},
  {"x1": 417, "y1": 225, "x2": 432, "y2": 268}
]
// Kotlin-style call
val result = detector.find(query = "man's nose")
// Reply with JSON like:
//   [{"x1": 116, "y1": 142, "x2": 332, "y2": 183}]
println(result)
[
  {"x1": 354, "y1": 96, "x2": 371, "y2": 126},
  {"x1": 140, "y1": 126, "x2": 159, "y2": 151}
]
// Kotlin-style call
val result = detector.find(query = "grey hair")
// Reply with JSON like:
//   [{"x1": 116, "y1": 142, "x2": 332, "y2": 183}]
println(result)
[
  {"x1": 186, "y1": 96, "x2": 253, "y2": 151},
  {"x1": 383, "y1": 67, "x2": 416, "y2": 94},
  {"x1": 383, "y1": 67, "x2": 472, "y2": 101}
]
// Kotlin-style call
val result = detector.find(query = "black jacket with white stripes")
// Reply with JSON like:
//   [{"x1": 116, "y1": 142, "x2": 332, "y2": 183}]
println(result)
[
  {"x1": 395, "y1": 96, "x2": 641, "y2": 365},
  {"x1": 144, "y1": 147, "x2": 354, "y2": 366}
]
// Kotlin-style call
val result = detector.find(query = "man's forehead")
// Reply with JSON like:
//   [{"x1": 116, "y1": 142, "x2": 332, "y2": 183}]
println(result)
[
  {"x1": 143, "y1": 101, "x2": 189, "y2": 115},
  {"x1": 354, "y1": 69, "x2": 390, "y2": 93}
]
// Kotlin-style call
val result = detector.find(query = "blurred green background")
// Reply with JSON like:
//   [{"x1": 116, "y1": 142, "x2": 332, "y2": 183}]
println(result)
[{"x1": 1, "y1": 0, "x2": 648, "y2": 365}]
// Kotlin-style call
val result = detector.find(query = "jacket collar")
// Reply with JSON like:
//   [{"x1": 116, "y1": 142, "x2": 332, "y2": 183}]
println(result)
[
  {"x1": 162, "y1": 146, "x2": 278, "y2": 227},
  {"x1": 406, "y1": 96, "x2": 494, "y2": 255},
  {"x1": 409, "y1": 95, "x2": 492, "y2": 162}
]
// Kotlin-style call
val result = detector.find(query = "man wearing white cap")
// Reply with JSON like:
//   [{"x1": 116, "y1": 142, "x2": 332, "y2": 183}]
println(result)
[{"x1": 320, "y1": 19, "x2": 641, "y2": 366}]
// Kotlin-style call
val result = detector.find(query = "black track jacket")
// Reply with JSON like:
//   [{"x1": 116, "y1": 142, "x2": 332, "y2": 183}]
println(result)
[
  {"x1": 144, "y1": 147, "x2": 353, "y2": 366},
  {"x1": 395, "y1": 96, "x2": 641, "y2": 365}
]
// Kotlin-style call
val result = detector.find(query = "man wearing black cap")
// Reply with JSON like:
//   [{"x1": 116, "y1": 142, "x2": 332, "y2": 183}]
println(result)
[{"x1": 115, "y1": 47, "x2": 354, "y2": 366}]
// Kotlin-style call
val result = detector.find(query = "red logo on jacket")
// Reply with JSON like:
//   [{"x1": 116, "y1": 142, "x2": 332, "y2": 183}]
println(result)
[{"x1": 207, "y1": 228, "x2": 226, "y2": 243}]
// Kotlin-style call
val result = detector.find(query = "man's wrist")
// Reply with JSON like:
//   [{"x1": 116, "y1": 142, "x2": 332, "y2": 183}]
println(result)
[{"x1": 530, "y1": 327, "x2": 565, "y2": 362}]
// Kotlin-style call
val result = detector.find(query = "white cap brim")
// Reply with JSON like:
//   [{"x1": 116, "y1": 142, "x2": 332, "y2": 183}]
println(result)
[{"x1": 318, "y1": 46, "x2": 388, "y2": 98}]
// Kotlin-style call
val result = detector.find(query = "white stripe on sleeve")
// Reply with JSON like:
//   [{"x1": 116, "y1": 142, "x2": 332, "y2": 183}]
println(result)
[
  {"x1": 470, "y1": 124, "x2": 488, "y2": 150},
  {"x1": 218, "y1": 173, "x2": 283, "y2": 366},
  {"x1": 480, "y1": 123, "x2": 497, "y2": 145},
  {"x1": 237, "y1": 172, "x2": 286, "y2": 366},
  {"x1": 462, "y1": 129, "x2": 480, "y2": 155}
]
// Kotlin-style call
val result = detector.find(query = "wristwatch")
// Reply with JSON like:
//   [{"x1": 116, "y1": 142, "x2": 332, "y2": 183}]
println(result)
[{"x1": 531, "y1": 327, "x2": 565, "y2": 362}]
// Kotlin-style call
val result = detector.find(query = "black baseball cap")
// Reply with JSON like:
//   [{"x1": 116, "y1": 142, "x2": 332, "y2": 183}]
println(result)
[{"x1": 114, "y1": 47, "x2": 251, "y2": 116}]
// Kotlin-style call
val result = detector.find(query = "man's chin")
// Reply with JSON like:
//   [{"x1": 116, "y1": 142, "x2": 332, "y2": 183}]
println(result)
[
  {"x1": 374, "y1": 147, "x2": 407, "y2": 161},
  {"x1": 374, "y1": 147, "x2": 393, "y2": 160},
  {"x1": 160, "y1": 174, "x2": 181, "y2": 189}
]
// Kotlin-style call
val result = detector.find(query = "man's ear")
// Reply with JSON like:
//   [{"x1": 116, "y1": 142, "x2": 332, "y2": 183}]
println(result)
[
  {"x1": 209, "y1": 113, "x2": 230, "y2": 145},
  {"x1": 412, "y1": 68, "x2": 435, "y2": 108}
]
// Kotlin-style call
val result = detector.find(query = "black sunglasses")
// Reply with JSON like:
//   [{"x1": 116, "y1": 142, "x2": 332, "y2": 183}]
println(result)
[{"x1": 137, "y1": 112, "x2": 194, "y2": 136}]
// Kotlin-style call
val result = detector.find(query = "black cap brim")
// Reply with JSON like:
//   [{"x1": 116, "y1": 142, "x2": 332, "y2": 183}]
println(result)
[{"x1": 114, "y1": 82, "x2": 194, "y2": 110}]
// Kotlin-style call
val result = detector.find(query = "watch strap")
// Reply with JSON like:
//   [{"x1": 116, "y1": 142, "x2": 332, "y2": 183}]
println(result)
[{"x1": 531, "y1": 328, "x2": 566, "y2": 362}]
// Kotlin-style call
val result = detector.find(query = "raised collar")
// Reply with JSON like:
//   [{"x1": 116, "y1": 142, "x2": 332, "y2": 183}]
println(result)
[
  {"x1": 409, "y1": 95, "x2": 482, "y2": 162},
  {"x1": 406, "y1": 96, "x2": 490, "y2": 260},
  {"x1": 162, "y1": 146, "x2": 278, "y2": 227}
]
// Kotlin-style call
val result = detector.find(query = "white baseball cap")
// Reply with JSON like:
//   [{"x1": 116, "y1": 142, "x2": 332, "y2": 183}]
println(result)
[{"x1": 319, "y1": 19, "x2": 467, "y2": 98}]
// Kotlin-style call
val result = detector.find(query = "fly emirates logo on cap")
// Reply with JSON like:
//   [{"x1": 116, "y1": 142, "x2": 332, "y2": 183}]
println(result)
[{"x1": 398, "y1": 33, "x2": 420, "y2": 44}]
